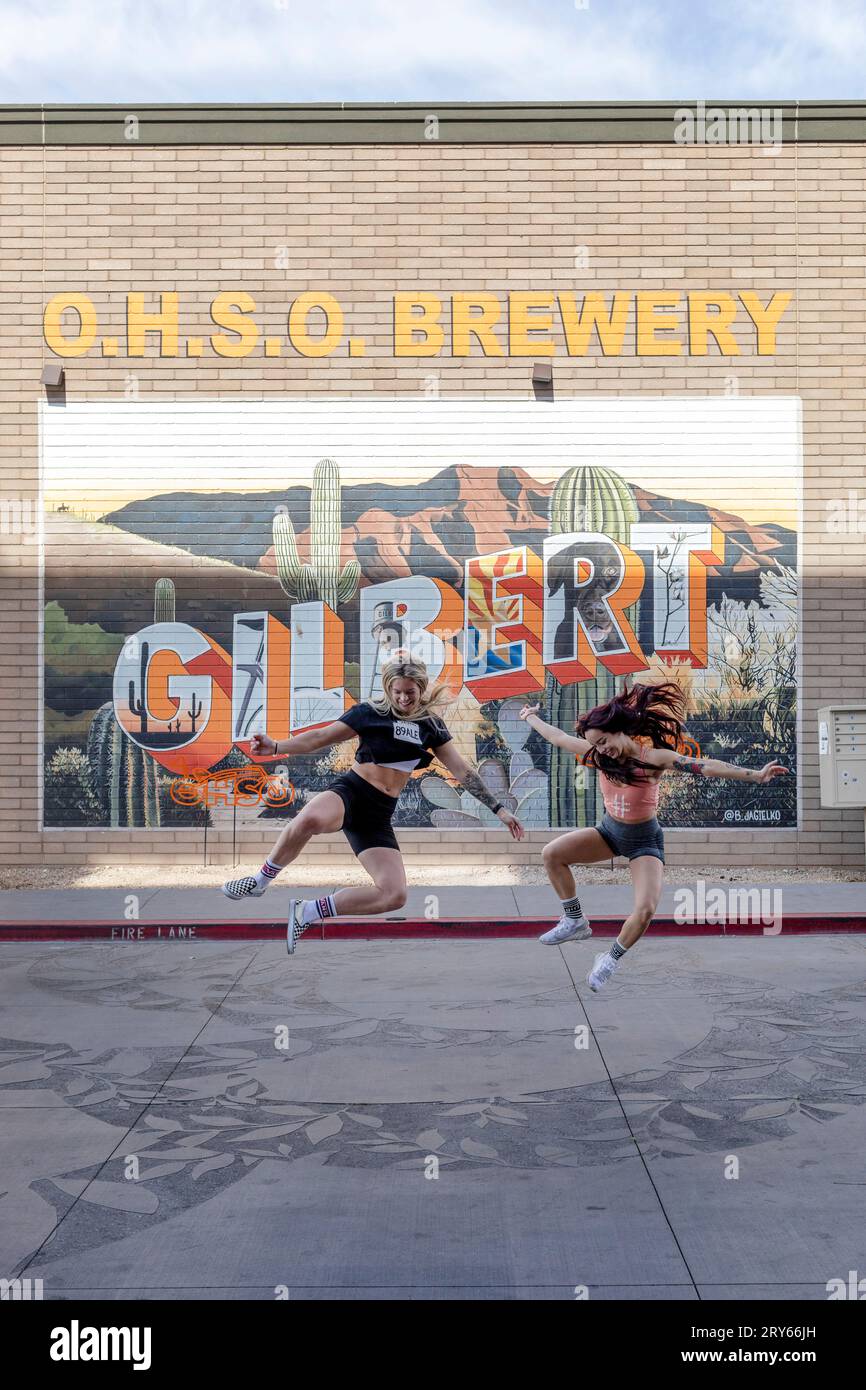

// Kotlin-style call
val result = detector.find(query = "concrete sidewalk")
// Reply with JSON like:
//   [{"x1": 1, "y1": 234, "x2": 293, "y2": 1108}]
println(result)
[
  {"x1": 2, "y1": 933, "x2": 865, "y2": 1300},
  {"x1": 0, "y1": 881, "x2": 864, "y2": 933}
]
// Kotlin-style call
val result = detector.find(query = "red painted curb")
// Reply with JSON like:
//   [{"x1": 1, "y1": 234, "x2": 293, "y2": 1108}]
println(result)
[{"x1": 0, "y1": 916, "x2": 864, "y2": 941}]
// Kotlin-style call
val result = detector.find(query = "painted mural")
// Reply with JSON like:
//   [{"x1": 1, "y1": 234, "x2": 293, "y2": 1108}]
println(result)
[{"x1": 41, "y1": 401, "x2": 799, "y2": 831}]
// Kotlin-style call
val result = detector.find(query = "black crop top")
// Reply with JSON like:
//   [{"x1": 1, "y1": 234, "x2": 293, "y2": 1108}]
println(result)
[{"x1": 337, "y1": 702, "x2": 453, "y2": 771}]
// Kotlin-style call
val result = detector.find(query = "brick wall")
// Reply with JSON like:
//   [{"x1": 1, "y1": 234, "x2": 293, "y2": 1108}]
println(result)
[{"x1": 1, "y1": 140, "x2": 864, "y2": 869}]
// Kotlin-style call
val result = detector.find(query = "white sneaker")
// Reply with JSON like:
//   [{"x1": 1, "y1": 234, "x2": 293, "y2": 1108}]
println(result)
[
  {"x1": 539, "y1": 914, "x2": 592, "y2": 945},
  {"x1": 287, "y1": 899, "x2": 312, "y2": 955},
  {"x1": 222, "y1": 876, "x2": 266, "y2": 901},
  {"x1": 588, "y1": 951, "x2": 619, "y2": 991}
]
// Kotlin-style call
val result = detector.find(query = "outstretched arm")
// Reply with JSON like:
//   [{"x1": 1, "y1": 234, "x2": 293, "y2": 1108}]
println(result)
[
  {"x1": 519, "y1": 705, "x2": 591, "y2": 757},
  {"x1": 641, "y1": 747, "x2": 789, "y2": 785},
  {"x1": 251, "y1": 721, "x2": 357, "y2": 759},
  {"x1": 433, "y1": 741, "x2": 525, "y2": 840}
]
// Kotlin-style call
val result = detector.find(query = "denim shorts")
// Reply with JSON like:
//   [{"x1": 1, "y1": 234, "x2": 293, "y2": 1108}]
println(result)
[{"x1": 597, "y1": 812, "x2": 665, "y2": 864}]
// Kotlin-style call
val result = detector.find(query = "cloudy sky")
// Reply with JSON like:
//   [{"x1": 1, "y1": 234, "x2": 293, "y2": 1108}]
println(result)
[{"x1": 0, "y1": 0, "x2": 863, "y2": 102}]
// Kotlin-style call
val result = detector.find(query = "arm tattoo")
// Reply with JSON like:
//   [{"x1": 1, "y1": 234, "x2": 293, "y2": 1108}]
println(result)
[
  {"x1": 672, "y1": 756, "x2": 706, "y2": 777},
  {"x1": 457, "y1": 766, "x2": 502, "y2": 812},
  {"x1": 672, "y1": 755, "x2": 759, "y2": 782}
]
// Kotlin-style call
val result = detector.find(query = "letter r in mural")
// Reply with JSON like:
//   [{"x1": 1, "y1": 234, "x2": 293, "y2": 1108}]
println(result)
[{"x1": 542, "y1": 532, "x2": 648, "y2": 683}]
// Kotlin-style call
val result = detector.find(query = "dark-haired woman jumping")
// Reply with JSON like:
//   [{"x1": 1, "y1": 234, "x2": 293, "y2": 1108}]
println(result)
[{"x1": 520, "y1": 682, "x2": 788, "y2": 991}]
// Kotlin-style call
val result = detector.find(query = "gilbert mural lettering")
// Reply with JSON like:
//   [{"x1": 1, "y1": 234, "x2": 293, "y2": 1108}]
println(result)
[{"x1": 112, "y1": 524, "x2": 724, "y2": 774}]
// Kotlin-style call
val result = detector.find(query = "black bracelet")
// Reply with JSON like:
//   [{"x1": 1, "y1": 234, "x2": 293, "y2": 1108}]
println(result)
[{"x1": 491, "y1": 802, "x2": 504, "y2": 815}]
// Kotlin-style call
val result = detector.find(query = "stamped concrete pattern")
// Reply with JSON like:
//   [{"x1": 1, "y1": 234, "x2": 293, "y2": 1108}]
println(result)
[{"x1": 1, "y1": 935, "x2": 865, "y2": 1300}]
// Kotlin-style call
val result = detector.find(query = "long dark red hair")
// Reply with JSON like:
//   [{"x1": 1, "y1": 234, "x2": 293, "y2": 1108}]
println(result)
[{"x1": 576, "y1": 681, "x2": 687, "y2": 786}]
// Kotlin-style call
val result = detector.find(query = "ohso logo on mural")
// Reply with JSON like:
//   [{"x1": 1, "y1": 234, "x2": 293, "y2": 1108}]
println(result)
[{"x1": 168, "y1": 765, "x2": 296, "y2": 810}]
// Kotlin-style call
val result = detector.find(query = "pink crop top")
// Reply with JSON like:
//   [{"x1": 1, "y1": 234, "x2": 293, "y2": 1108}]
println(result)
[{"x1": 597, "y1": 767, "x2": 660, "y2": 823}]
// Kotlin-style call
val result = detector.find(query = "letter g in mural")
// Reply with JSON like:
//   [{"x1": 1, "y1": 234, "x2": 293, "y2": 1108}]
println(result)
[{"x1": 112, "y1": 623, "x2": 233, "y2": 773}]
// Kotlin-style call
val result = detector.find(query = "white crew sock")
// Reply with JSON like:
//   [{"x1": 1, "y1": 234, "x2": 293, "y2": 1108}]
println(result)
[
  {"x1": 561, "y1": 894, "x2": 585, "y2": 920},
  {"x1": 254, "y1": 858, "x2": 283, "y2": 891},
  {"x1": 301, "y1": 895, "x2": 338, "y2": 924}
]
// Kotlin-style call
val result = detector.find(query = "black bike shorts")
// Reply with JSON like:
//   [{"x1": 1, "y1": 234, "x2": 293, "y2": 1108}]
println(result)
[{"x1": 329, "y1": 769, "x2": 401, "y2": 857}]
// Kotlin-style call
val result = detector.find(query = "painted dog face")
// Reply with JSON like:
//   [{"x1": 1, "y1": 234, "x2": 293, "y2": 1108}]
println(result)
[{"x1": 548, "y1": 541, "x2": 624, "y2": 652}]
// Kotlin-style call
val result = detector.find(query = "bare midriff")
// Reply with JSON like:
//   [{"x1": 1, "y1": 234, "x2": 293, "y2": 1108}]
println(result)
[{"x1": 351, "y1": 761, "x2": 411, "y2": 798}]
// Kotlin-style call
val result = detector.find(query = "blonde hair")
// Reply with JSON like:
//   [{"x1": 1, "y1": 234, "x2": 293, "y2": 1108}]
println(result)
[{"x1": 371, "y1": 653, "x2": 451, "y2": 719}]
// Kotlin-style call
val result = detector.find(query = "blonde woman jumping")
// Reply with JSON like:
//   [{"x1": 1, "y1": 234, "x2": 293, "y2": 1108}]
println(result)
[{"x1": 223, "y1": 654, "x2": 525, "y2": 952}]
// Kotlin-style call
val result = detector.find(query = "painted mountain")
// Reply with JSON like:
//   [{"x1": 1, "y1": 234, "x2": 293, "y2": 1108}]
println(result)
[{"x1": 104, "y1": 464, "x2": 795, "y2": 608}]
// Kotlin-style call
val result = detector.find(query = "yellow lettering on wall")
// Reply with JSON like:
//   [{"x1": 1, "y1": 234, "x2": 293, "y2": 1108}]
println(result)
[
  {"x1": 688, "y1": 292, "x2": 739, "y2": 355},
  {"x1": 558, "y1": 292, "x2": 630, "y2": 356},
  {"x1": 452, "y1": 294, "x2": 504, "y2": 356},
  {"x1": 43, "y1": 293, "x2": 98, "y2": 357},
  {"x1": 127, "y1": 292, "x2": 180, "y2": 356},
  {"x1": 43, "y1": 286, "x2": 794, "y2": 361},
  {"x1": 393, "y1": 293, "x2": 445, "y2": 356},
  {"x1": 508, "y1": 294, "x2": 554, "y2": 356},
  {"x1": 209, "y1": 292, "x2": 259, "y2": 357},
  {"x1": 288, "y1": 292, "x2": 343, "y2": 358},
  {"x1": 739, "y1": 291, "x2": 792, "y2": 354},
  {"x1": 636, "y1": 292, "x2": 683, "y2": 356}
]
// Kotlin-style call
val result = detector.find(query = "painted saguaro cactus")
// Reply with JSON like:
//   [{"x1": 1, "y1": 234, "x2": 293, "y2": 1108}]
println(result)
[
  {"x1": 87, "y1": 702, "x2": 161, "y2": 828},
  {"x1": 187, "y1": 694, "x2": 203, "y2": 734},
  {"x1": 154, "y1": 577, "x2": 176, "y2": 622},
  {"x1": 273, "y1": 456, "x2": 361, "y2": 609},
  {"x1": 545, "y1": 465, "x2": 640, "y2": 828},
  {"x1": 128, "y1": 640, "x2": 150, "y2": 735}
]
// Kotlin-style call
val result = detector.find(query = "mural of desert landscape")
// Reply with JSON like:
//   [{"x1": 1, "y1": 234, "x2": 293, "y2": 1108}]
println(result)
[{"x1": 42, "y1": 398, "x2": 800, "y2": 834}]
